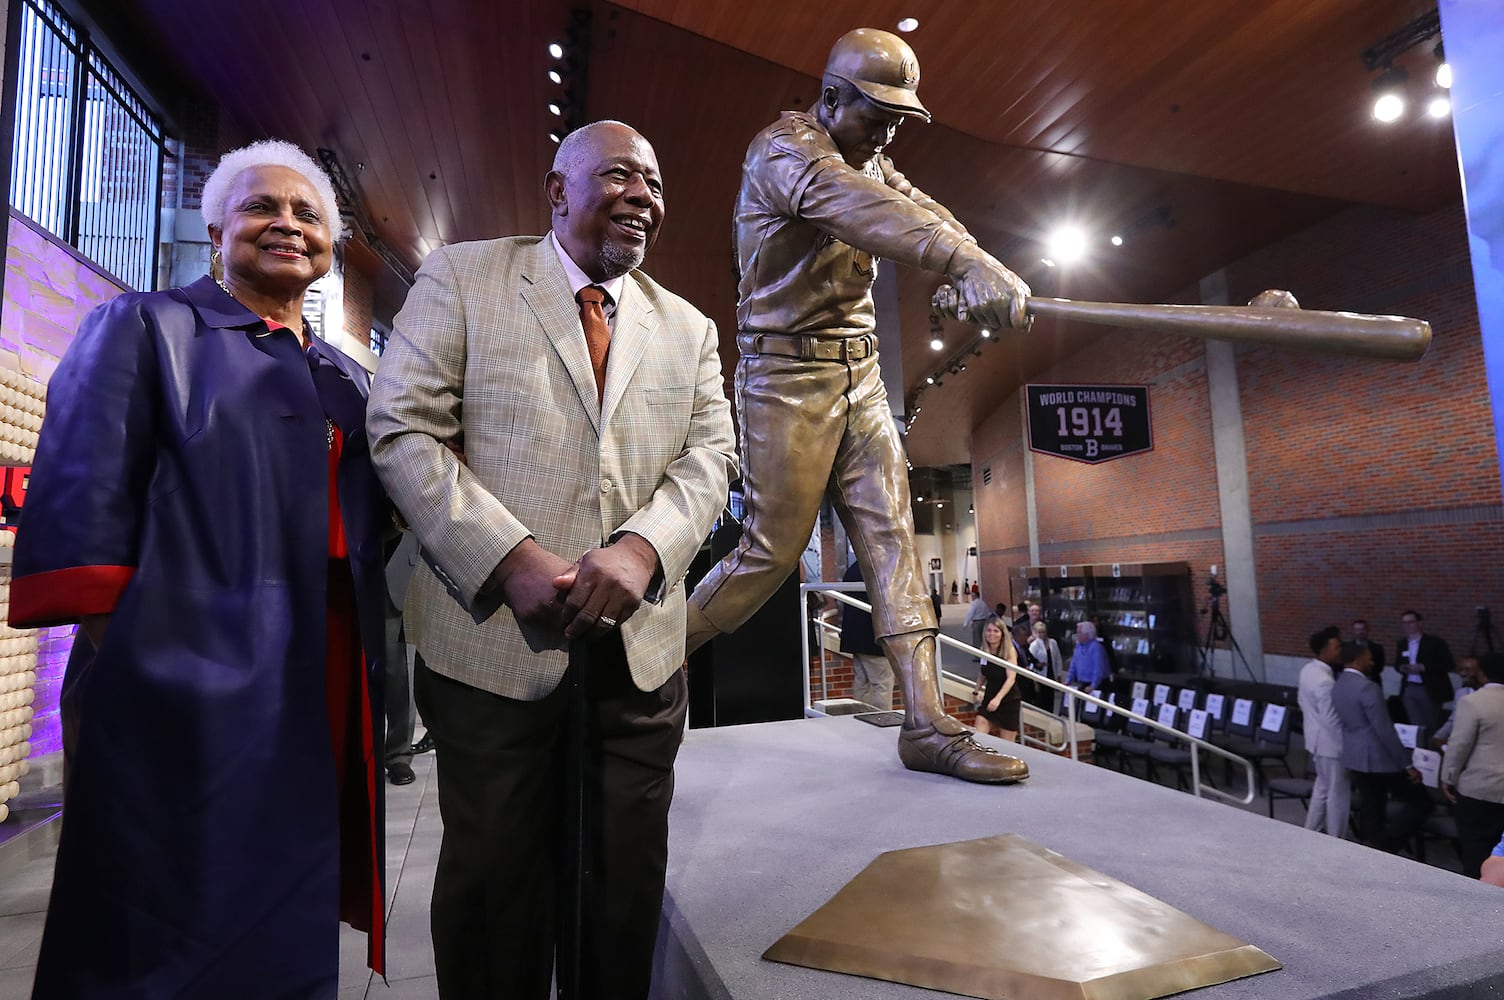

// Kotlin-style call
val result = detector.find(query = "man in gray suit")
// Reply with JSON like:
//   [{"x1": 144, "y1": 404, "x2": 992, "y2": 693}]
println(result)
[
  {"x1": 367, "y1": 121, "x2": 736, "y2": 1000},
  {"x1": 1333, "y1": 642, "x2": 1432, "y2": 852}
]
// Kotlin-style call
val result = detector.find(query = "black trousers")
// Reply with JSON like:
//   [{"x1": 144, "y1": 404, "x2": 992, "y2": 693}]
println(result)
[
  {"x1": 1453, "y1": 794, "x2": 1504, "y2": 879},
  {"x1": 1352, "y1": 769, "x2": 1432, "y2": 852},
  {"x1": 414, "y1": 641, "x2": 688, "y2": 1000}
]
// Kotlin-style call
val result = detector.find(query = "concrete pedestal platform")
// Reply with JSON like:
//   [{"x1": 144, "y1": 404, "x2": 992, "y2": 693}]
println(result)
[{"x1": 654, "y1": 716, "x2": 1504, "y2": 999}]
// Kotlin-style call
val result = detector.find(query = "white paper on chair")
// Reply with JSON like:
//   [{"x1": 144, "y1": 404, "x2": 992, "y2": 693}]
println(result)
[
  {"x1": 1157, "y1": 703, "x2": 1178, "y2": 728},
  {"x1": 1261, "y1": 704, "x2": 1286, "y2": 733},
  {"x1": 1189, "y1": 709, "x2": 1209, "y2": 739},
  {"x1": 1178, "y1": 688, "x2": 1197, "y2": 711},
  {"x1": 1411, "y1": 747, "x2": 1441, "y2": 787},
  {"x1": 1394, "y1": 723, "x2": 1420, "y2": 749},
  {"x1": 1153, "y1": 684, "x2": 1170, "y2": 705},
  {"x1": 1231, "y1": 699, "x2": 1253, "y2": 726},
  {"x1": 1132, "y1": 698, "x2": 1150, "y2": 718},
  {"x1": 1206, "y1": 693, "x2": 1225, "y2": 718},
  {"x1": 1132, "y1": 681, "x2": 1148, "y2": 702}
]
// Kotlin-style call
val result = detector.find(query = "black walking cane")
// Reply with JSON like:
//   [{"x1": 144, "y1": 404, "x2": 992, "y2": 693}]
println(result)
[{"x1": 558, "y1": 637, "x2": 589, "y2": 999}]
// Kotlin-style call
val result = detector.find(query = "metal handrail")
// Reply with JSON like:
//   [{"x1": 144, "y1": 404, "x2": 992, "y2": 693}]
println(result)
[{"x1": 800, "y1": 583, "x2": 1258, "y2": 805}]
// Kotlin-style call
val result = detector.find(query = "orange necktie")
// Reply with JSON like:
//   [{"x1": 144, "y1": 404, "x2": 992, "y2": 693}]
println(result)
[{"x1": 576, "y1": 285, "x2": 611, "y2": 401}]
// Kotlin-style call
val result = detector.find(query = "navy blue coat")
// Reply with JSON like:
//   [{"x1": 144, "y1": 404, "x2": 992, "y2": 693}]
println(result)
[{"x1": 11, "y1": 276, "x2": 388, "y2": 997}]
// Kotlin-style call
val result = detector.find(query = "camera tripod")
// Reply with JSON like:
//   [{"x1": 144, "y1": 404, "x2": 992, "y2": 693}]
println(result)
[
  {"x1": 1198, "y1": 591, "x2": 1255, "y2": 680},
  {"x1": 1472, "y1": 606, "x2": 1500, "y2": 656}
]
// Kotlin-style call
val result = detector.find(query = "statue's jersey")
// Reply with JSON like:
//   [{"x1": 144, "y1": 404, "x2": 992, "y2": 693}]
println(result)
[{"x1": 734, "y1": 109, "x2": 974, "y2": 337}]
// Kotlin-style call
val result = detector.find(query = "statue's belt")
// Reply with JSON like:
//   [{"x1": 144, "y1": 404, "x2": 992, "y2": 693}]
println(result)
[{"x1": 738, "y1": 331, "x2": 877, "y2": 362}]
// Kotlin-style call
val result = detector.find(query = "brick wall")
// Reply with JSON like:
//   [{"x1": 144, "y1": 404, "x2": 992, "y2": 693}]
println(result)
[
  {"x1": 1225, "y1": 201, "x2": 1502, "y2": 658},
  {"x1": 969, "y1": 199, "x2": 1501, "y2": 666},
  {"x1": 342, "y1": 256, "x2": 374, "y2": 342},
  {"x1": 972, "y1": 395, "x2": 1030, "y2": 606},
  {"x1": 176, "y1": 99, "x2": 220, "y2": 212}
]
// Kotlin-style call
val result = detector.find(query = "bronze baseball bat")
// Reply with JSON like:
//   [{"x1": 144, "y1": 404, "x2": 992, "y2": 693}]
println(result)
[{"x1": 937, "y1": 286, "x2": 1431, "y2": 362}]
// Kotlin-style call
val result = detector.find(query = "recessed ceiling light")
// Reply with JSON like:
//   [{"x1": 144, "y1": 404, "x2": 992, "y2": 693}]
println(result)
[
  {"x1": 1373, "y1": 93, "x2": 1404, "y2": 122},
  {"x1": 1045, "y1": 226, "x2": 1089, "y2": 264},
  {"x1": 1371, "y1": 66, "x2": 1407, "y2": 123},
  {"x1": 547, "y1": 102, "x2": 564, "y2": 117},
  {"x1": 1111, "y1": 235, "x2": 1124, "y2": 246},
  {"x1": 548, "y1": 130, "x2": 563, "y2": 143},
  {"x1": 930, "y1": 336, "x2": 944, "y2": 350},
  {"x1": 980, "y1": 329, "x2": 991, "y2": 339},
  {"x1": 1436, "y1": 62, "x2": 1452, "y2": 89},
  {"x1": 1427, "y1": 95, "x2": 1450, "y2": 118},
  {"x1": 926, "y1": 376, "x2": 935, "y2": 384},
  {"x1": 548, "y1": 42, "x2": 565, "y2": 59},
  {"x1": 897, "y1": 17, "x2": 919, "y2": 32},
  {"x1": 548, "y1": 68, "x2": 564, "y2": 85},
  {"x1": 1040, "y1": 258, "x2": 1056, "y2": 268}
]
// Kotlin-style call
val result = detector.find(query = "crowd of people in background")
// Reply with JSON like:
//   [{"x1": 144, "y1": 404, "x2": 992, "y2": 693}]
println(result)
[
  {"x1": 945, "y1": 593, "x2": 1504, "y2": 883},
  {"x1": 1297, "y1": 612, "x2": 1504, "y2": 883}
]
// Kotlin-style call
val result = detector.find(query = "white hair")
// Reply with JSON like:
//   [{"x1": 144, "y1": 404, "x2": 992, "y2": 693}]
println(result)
[
  {"x1": 201, "y1": 139, "x2": 346, "y2": 242},
  {"x1": 1077, "y1": 621, "x2": 1097, "y2": 640},
  {"x1": 550, "y1": 119, "x2": 636, "y2": 178}
]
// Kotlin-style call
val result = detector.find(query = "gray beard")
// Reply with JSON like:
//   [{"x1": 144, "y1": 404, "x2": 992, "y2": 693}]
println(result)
[{"x1": 598, "y1": 241, "x2": 645, "y2": 279}]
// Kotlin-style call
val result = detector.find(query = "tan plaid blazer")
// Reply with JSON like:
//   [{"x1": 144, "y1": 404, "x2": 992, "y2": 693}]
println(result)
[{"x1": 367, "y1": 236, "x2": 736, "y2": 699}]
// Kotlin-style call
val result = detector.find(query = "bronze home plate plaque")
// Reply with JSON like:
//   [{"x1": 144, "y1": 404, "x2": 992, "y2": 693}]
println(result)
[{"x1": 763, "y1": 834, "x2": 1280, "y2": 1000}]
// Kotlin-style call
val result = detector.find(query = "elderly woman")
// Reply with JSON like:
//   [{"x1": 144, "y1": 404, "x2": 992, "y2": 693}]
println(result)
[{"x1": 11, "y1": 139, "x2": 388, "y2": 996}]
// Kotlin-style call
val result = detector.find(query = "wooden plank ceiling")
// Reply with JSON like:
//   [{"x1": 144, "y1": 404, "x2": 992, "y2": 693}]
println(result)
[{"x1": 98, "y1": 0, "x2": 1459, "y2": 467}]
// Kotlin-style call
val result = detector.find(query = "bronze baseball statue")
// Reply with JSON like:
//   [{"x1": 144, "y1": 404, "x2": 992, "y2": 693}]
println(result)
[{"x1": 687, "y1": 28, "x2": 1032, "y2": 783}]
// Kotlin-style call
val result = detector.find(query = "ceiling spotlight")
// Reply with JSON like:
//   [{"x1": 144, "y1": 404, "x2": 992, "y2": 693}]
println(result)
[
  {"x1": 897, "y1": 16, "x2": 919, "y2": 32},
  {"x1": 980, "y1": 329, "x2": 991, "y2": 339},
  {"x1": 926, "y1": 376, "x2": 935, "y2": 385},
  {"x1": 1427, "y1": 95, "x2": 1450, "y2": 118},
  {"x1": 1040, "y1": 258, "x2": 1056, "y2": 268},
  {"x1": 547, "y1": 102, "x2": 565, "y2": 117},
  {"x1": 548, "y1": 68, "x2": 564, "y2": 85},
  {"x1": 968, "y1": 504, "x2": 974, "y2": 514},
  {"x1": 548, "y1": 130, "x2": 564, "y2": 143},
  {"x1": 935, "y1": 501, "x2": 945, "y2": 509},
  {"x1": 1371, "y1": 65, "x2": 1407, "y2": 123},
  {"x1": 548, "y1": 42, "x2": 565, "y2": 59},
  {"x1": 929, "y1": 336, "x2": 944, "y2": 351},
  {"x1": 915, "y1": 495, "x2": 925, "y2": 503},
  {"x1": 1110, "y1": 235, "x2": 1124, "y2": 247},
  {"x1": 1045, "y1": 226, "x2": 1089, "y2": 264},
  {"x1": 1434, "y1": 42, "x2": 1451, "y2": 89}
]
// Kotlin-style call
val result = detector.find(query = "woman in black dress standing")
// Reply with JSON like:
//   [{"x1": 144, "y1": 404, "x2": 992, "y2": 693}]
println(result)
[{"x1": 971, "y1": 616, "x2": 1021, "y2": 743}]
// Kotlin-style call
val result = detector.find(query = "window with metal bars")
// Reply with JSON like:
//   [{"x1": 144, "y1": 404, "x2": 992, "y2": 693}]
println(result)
[{"x1": 8, "y1": 0, "x2": 166, "y2": 291}]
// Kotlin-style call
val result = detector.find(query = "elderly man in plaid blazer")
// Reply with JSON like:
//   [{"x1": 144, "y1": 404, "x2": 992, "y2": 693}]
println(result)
[{"x1": 367, "y1": 121, "x2": 736, "y2": 1000}]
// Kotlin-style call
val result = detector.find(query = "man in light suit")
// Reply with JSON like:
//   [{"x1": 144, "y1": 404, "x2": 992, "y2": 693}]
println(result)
[
  {"x1": 1297, "y1": 626, "x2": 1349, "y2": 837},
  {"x1": 1333, "y1": 642, "x2": 1432, "y2": 852},
  {"x1": 1441, "y1": 653, "x2": 1504, "y2": 878},
  {"x1": 367, "y1": 121, "x2": 736, "y2": 1000}
]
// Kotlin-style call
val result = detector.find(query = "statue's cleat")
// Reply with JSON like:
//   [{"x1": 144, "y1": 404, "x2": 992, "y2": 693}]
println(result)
[{"x1": 897, "y1": 717, "x2": 1029, "y2": 784}]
